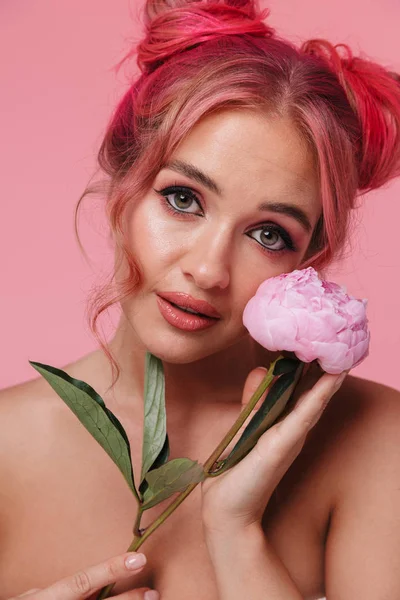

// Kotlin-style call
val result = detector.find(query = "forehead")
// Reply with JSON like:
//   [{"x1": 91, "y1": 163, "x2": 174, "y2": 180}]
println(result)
[{"x1": 170, "y1": 109, "x2": 321, "y2": 220}]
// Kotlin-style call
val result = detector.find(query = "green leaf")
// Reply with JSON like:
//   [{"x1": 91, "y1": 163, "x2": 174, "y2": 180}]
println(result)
[
  {"x1": 140, "y1": 353, "x2": 168, "y2": 485},
  {"x1": 212, "y1": 362, "x2": 304, "y2": 474},
  {"x1": 151, "y1": 433, "x2": 170, "y2": 470},
  {"x1": 273, "y1": 357, "x2": 300, "y2": 375},
  {"x1": 138, "y1": 434, "x2": 170, "y2": 498},
  {"x1": 141, "y1": 458, "x2": 205, "y2": 510},
  {"x1": 29, "y1": 361, "x2": 139, "y2": 502}
]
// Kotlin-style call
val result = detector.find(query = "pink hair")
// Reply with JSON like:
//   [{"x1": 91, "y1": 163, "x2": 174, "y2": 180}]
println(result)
[{"x1": 74, "y1": 0, "x2": 400, "y2": 388}]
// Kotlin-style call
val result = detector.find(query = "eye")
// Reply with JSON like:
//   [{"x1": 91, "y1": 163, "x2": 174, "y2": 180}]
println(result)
[
  {"x1": 247, "y1": 225, "x2": 296, "y2": 253},
  {"x1": 154, "y1": 185, "x2": 203, "y2": 215}
]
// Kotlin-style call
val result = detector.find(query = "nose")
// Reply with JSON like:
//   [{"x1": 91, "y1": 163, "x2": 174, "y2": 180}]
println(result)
[{"x1": 180, "y1": 225, "x2": 231, "y2": 290}]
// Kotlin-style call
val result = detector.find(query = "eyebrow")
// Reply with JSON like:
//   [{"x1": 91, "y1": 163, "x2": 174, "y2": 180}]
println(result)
[
  {"x1": 162, "y1": 159, "x2": 313, "y2": 234},
  {"x1": 164, "y1": 159, "x2": 223, "y2": 195},
  {"x1": 258, "y1": 202, "x2": 312, "y2": 233}
]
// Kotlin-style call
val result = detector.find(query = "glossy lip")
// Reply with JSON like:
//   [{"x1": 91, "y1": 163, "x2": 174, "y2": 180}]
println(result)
[
  {"x1": 156, "y1": 295, "x2": 220, "y2": 332},
  {"x1": 157, "y1": 292, "x2": 221, "y2": 319}
]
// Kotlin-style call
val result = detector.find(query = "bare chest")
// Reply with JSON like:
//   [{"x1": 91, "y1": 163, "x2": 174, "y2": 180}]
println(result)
[{"x1": 0, "y1": 409, "x2": 330, "y2": 600}]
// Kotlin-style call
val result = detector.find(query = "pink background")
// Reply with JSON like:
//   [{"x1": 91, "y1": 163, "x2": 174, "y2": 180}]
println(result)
[{"x1": 1, "y1": 0, "x2": 399, "y2": 391}]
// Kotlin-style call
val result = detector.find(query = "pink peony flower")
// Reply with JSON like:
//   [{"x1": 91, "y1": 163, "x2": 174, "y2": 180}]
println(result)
[{"x1": 243, "y1": 267, "x2": 370, "y2": 374}]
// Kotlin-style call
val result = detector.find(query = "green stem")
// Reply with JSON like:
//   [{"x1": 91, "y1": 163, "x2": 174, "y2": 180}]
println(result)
[
  {"x1": 96, "y1": 356, "x2": 282, "y2": 599},
  {"x1": 133, "y1": 507, "x2": 143, "y2": 537},
  {"x1": 202, "y1": 355, "x2": 282, "y2": 475}
]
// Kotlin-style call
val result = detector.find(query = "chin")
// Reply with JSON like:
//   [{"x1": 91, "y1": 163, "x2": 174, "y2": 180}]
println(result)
[
  {"x1": 141, "y1": 335, "x2": 218, "y2": 364},
  {"x1": 120, "y1": 300, "x2": 247, "y2": 364},
  {"x1": 141, "y1": 327, "x2": 247, "y2": 365}
]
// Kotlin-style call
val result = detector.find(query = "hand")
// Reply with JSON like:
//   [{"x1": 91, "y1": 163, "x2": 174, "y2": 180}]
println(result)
[
  {"x1": 9, "y1": 552, "x2": 159, "y2": 600},
  {"x1": 201, "y1": 363, "x2": 348, "y2": 534}
]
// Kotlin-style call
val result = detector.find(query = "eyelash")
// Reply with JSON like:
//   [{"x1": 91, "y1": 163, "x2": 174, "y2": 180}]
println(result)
[{"x1": 153, "y1": 184, "x2": 297, "y2": 254}]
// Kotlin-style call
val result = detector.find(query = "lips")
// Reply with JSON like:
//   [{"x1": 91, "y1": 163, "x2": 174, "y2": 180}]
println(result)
[{"x1": 157, "y1": 292, "x2": 221, "y2": 319}]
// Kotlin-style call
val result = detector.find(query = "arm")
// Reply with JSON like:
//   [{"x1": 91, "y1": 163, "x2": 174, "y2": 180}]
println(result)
[
  {"x1": 200, "y1": 367, "x2": 345, "y2": 599},
  {"x1": 205, "y1": 524, "x2": 304, "y2": 600},
  {"x1": 325, "y1": 382, "x2": 400, "y2": 599}
]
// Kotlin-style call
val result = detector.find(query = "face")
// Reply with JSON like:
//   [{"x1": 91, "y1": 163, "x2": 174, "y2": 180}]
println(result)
[{"x1": 117, "y1": 109, "x2": 322, "y2": 363}]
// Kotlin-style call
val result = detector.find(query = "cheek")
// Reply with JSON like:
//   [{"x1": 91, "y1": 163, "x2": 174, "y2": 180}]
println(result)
[
  {"x1": 230, "y1": 256, "x2": 298, "y2": 321},
  {"x1": 128, "y1": 200, "x2": 185, "y2": 277},
  {"x1": 232, "y1": 258, "x2": 284, "y2": 301},
  {"x1": 229, "y1": 268, "x2": 263, "y2": 321}
]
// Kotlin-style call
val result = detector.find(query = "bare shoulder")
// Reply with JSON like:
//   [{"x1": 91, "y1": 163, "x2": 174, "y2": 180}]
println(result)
[
  {"x1": 320, "y1": 374, "x2": 400, "y2": 597},
  {"x1": 0, "y1": 374, "x2": 58, "y2": 432},
  {"x1": 0, "y1": 350, "x2": 116, "y2": 480},
  {"x1": 0, "y1": 368, "x2": 88, "y2": 478},
  {"x1": 314, "y1": 373, "x2": 400, "y2": 500},
  {"x1": 335, "y1": 371, "x2": 400, "y2": 415},
  {"x1": 332, "y1": 371, "x2": 400, "y2": 491},
  {"x1": 324, "y1": 372, "x2": 400, "y2": 460},
  {"x1": 0, "y1": 351, "x2": 103, "y2": 443}
]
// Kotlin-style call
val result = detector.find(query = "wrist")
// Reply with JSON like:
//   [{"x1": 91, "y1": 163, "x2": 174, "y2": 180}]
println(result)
[
  {"x1": 204, "y1": 522, "x2": 304, "y2": 600},
  {"x1": 204, "y1": 519, "x2": 264, "y2": 553}
]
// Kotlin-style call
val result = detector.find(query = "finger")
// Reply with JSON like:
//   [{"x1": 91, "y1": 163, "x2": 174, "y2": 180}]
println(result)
[
  {"x1": 291, "y1": 361, "x2": 323, "y2": 402},
  {"x1": 274, "y1": 360, "x2": 324, "y2": 423},
  {"x1": 117, "y1": 589, "x2": 159, "y2": 600},
  {"x1": 289, "y1": 369, "x2": 348, "y2": 428},
  {"x1": 240, "y1": 366, "x2": 269, "y2": 411},
  {"x1": 14, "y1": 590, "x2": 41, "y2": 598},
  {"x1": 117, "y1": 590, "x2": 160, "y2": 600},
  {"x1": 258, "y1": 369, "x2": 348, "y2": 458},
  {"x1": 39, "y1": 553, "x2": 147, "y2": 600}
]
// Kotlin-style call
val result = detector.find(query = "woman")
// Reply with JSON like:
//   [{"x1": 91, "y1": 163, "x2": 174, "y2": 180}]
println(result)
[{"x1": 1, "y1": 0, "x2": 400, "y2": 599}]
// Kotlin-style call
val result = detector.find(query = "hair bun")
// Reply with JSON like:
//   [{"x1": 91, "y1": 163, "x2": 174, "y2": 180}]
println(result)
[
  {"x1": 302, "y1": 39, "x2": 400, "y2": 192},
  {"x1": 137, "y1": 0, "x2": 274, "y2": 74},
  {"x1": 145, "y1": 0, "x2": 263, "y2": 22}
]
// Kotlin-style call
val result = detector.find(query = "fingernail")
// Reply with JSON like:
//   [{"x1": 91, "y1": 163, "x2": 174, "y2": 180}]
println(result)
[
  {"x1": 144, "y1": 591, "x2": 160, "y2": 600},
  {"x1": 125, "y1": 553, "x2": 147, "y2": 569}
]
